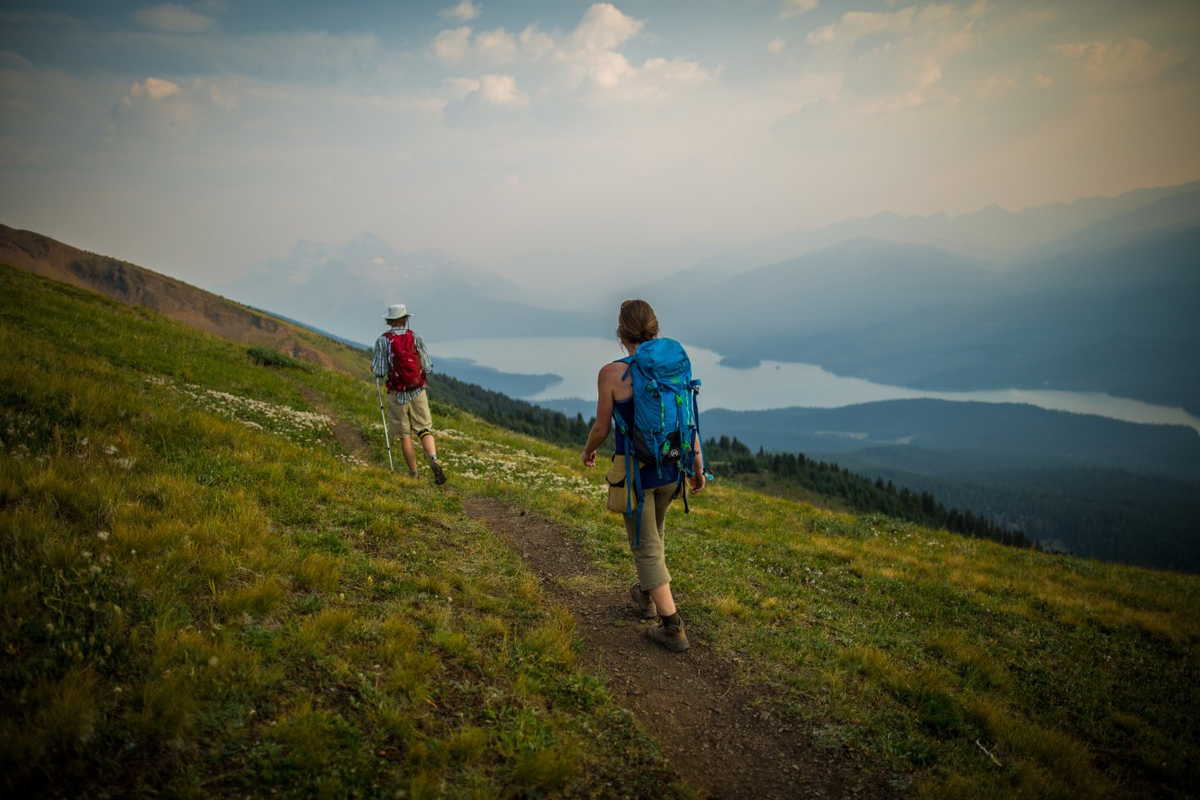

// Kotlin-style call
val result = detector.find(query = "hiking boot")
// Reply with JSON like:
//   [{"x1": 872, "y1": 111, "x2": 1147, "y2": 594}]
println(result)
[
  {"x1": 430, "y1": 459, "x2": 447, "y2": 486},
  {"x1": 629, "y1": 582, "x2": 657, "y2": 619},
  {"x1": 646, "y1": 618, "x2": 690, "y2": 652}
]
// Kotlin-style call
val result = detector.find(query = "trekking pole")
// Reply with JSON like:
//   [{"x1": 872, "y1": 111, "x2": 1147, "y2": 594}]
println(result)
[{"x1": 375, "y1": 377, "x2": 395, "y2": 471}]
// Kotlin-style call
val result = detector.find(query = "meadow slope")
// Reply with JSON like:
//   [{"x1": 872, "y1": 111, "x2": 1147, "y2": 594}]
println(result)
[{"x1": 2, "y1": 264, "x2": 1198, "y2": 798}]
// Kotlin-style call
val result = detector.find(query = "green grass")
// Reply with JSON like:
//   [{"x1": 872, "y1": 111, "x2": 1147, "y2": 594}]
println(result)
[{"x1": 2, "y1": 263, "x2": 1199, "y2": 798}]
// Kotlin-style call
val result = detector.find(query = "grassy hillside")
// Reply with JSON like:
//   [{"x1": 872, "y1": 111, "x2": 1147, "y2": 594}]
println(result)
[{"x1": 2, "y1": 264, "x2": 1198, "y2": 798}]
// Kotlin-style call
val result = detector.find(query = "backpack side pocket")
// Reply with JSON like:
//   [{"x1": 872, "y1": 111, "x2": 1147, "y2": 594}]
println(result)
[{"x1": 605, "y1": 455, "x2": 638, "y2": 513}]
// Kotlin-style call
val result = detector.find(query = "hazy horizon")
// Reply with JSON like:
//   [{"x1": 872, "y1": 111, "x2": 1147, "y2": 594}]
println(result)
[{"x1": 2, "y1": 0, "x2": 1198, "y2": 291}]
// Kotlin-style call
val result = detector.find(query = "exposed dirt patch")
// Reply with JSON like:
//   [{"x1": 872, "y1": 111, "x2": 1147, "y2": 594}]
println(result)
[{"x1": 465, "y1": 497, "x2": 901, "y2": 800}]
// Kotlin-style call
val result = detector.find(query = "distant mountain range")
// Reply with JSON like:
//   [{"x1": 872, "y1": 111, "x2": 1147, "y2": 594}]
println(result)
[
  {"x1": 652, "y1": 185, "x2": 1200, "y2": 415},
  {"x1": 215, "y1": 232, "x2": 605, "y2": 346},
  {"x1": 209, "y1": 180, "x2": 1200, "y2": 414}
]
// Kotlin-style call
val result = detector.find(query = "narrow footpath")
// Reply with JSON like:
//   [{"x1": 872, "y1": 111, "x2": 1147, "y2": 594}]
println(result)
[{"x1": 465, "y1": 497, "x2": 899, "y2": 800}]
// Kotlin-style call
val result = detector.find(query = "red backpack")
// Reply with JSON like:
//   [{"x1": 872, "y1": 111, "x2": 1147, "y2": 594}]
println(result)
[{"x1": 384, "y1": 330, "x2": 426, "y2": 392}]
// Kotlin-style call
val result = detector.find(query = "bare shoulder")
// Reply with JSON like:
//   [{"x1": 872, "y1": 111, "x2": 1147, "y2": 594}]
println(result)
[{"x1": 598, "y1": 360, "x2": 626, "y2": 380}]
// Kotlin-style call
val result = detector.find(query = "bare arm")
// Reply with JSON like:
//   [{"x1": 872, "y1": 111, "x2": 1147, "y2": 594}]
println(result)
[
  {"x1": 582, "y1": 362, "x2": 626, "y2": 467},
  {"x1": 689, "y1": 432, "x2": 706, "y2": 493}
]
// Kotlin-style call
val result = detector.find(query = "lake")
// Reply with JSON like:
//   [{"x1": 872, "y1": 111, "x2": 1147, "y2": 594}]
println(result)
[{"x1": 433, "y1": 336, "x2": 1200, "y2": 435}]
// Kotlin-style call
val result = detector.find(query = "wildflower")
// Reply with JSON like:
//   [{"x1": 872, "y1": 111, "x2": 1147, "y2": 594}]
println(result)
[
  {"x1": 208, "y1": 656, "x2": 219, "y2": 667},
  {"x1": 97, "y1": 531, "x2": 110, "y2": 541}
]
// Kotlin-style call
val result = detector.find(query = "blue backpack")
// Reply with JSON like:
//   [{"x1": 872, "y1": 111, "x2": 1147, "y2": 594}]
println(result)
[{"x1": 613, "y1": 338, "x2": 704, "y2": 542}]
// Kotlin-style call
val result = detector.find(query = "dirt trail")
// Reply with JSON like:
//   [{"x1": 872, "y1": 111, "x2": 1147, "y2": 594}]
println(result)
[{"x1": 465, "y1": 497, "x2": 898, "y2": 800}]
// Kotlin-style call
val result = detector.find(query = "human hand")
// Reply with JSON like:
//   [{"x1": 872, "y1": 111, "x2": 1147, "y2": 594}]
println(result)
[
  {"x1": 689, "y1": 469, "x2": 706, "y2": 494},
  {"x1": 582, "y1": 449, "x2": 596, "y2": 467}
]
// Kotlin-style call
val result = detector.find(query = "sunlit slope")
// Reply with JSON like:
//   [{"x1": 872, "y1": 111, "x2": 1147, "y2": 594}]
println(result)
[
  {"x1": 0, "y1": 266, "x2": 681, "y2": 798},
  {"x1": 2, "y1": 264, "x2": 1197, "y2": 799}
]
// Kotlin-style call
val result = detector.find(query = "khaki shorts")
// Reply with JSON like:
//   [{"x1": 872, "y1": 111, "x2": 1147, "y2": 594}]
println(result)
[
  {"x1": 624, "y1": 483, "x2": 677, "y2": 592},
  {"x1": 388, "y1": 391, "x2": 434, "y2": 439}
]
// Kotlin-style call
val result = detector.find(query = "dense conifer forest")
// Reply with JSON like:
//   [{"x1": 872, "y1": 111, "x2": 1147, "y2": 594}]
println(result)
[
  {"x1": 427, "y1": 372, "x2": 1034, "y2": 550},
  {"x1": 702, "y1": 436, "x2": 1036, "y2": 550}
]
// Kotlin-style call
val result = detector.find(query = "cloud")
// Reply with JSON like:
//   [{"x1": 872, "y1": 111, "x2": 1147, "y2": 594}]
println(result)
[
  {"x1": 768, "y1": 37, "x2": 786, "y2": 55},
  {"x1": 479, "y1": 74, "x2": 528, "y2": 107},
  {"x1": 780, "y1": 0, "x2": 818, "y2": 20},
  {"x1": 570, "y1": 3, "x2": 643, "y2": 52},
  {"x1": 804, "y1": 3, "x2": 987, "y2": 116},
  {"x1": 132, "y1": 4, "x2": 215, "y2": 34},
  {"x1": 860, "y1": 91, "x2": 925, "y2": 116},
  {"x1": 1033, "y1": 74, "x2": 1053, "y2": 89},
  {"x1": 441, "y1": 1, "x2": 481, "y2": 22},
  {"x1": 807, "y1": 9, "x2": 915, "y2": 47},
  {"x1": 123, "y1": 76, "x2": 182, "y2": 104},
  {"x1": 114, "y1": 77, "x2": 195, "y2": 139},
  {"x1": 969, "y1": 75, "x2": 1017, "y2": 99},
  {"x1": 474, "y1": 28, "x2": 519, "y2": 63},
  {"x1": 1055, "y1": 39, "x2": 1186, "y2": 85},
  {"x1": 445, "y1": 76, "x2": 481, "y2": 100},
  {"x1": 112, "y1": 75, "x2": 237, "y2": 140},
  {"x1": 433, "y1": 26, "x2": 473, "y2": 64},
  {"x1": 430, "y1": 3, "x2": 710, "y2": 100}
]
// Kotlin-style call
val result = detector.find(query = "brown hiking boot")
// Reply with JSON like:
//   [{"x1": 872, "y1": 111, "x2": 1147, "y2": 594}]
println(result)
[
  {"x1": 430, "y1": 459, "x2": 447, "y2": 485},
  {"x1": 647, "y1": 618, "x2": 690, "y2": 652},
  {"x1": 629, "y1": 582, "x2": 657, "y2": 619}
]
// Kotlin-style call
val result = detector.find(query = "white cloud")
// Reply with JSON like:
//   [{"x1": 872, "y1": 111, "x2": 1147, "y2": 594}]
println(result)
[
  {"x1": 807, "y1": 9, "x2": 915, "y2": 47},
  {"x1": 441, "y1": 1, "x2": 481, "y2": 22},
  {"x1": 474, "y1": 28, "x2": 519, "y2": 63},
  {"x1": 194, "y1": 77, "x2": 237, "y2": 110},
  {"x1": 1033, "y1": 74, "x2": 1053, "y2": 89},
  {"x1": 805, "y1": 2, "x2": 987, "y2": 116},
  {"x1": 768, "y1": 37, "x2": 786, "y2": 55},
  {"x1": 519, "y1": 26, "x2": 557, "y2": 61},
  {"x1": 433, "y1": 26, "x2": 473, "y2": 64},
  {"x1": 429, "y1": 3, "x2": 702, "y2": 98},
  {"x1": 445, "y1": 76, "x2": 481, "y2": 100},
  {"x1": 570, "y1": 3, "x2": 643, "y2": 53},
  {"x1": 132, "y1": 4, "x2": 215, "y2": 34},
  {"x1": 479, "y1": 74, "x2": 528, "y2": 107},
  {"x1": 124, "y1": 76, "x2": 181, "y2": 104},
  {"x1": 114, "y1": 77, "x2": 197, "y2": 139},
  {"x1": 780, "y1": 0, "x2": 818, "y2": 20},
  {"x1": 1055, "y1": 39, "x2": 1185, "y2": 85}
]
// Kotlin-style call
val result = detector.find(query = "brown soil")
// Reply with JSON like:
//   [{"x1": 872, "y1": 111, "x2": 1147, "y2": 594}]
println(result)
[{"x1": 465, "y1": 497, "x2": 901, "y2": 800}]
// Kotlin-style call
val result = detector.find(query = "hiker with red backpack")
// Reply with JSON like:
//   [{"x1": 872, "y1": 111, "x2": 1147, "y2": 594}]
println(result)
[
  {"x1": 582, "y1": 299, "x2": 706, "y2": 652},
  {"x1": 371, "y1": 304, "x2": 447, "y2": 485}
]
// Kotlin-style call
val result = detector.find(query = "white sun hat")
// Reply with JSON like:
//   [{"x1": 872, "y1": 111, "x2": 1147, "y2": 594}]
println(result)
[{"x1": 383, "y1": 303, "x2": 411, "y2": 321}]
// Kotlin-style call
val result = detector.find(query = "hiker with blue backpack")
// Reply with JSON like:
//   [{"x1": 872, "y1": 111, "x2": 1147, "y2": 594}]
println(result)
[{"x1": 582, "y1": 299, "x2": 706, "y2": 652}]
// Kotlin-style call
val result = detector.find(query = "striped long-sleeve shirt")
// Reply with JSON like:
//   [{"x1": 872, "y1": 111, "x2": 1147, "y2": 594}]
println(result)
[{"x1": 372, "y1": 325, "x2": 433, "y2": 404}]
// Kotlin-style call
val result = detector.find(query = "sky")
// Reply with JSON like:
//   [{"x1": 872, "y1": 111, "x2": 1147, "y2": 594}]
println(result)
[{"x1": 2, "y1": 0, "x2": 1198, "y2": 290}]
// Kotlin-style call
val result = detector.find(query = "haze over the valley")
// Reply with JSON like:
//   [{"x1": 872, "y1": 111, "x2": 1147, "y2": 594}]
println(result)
[{"x1": 2, "y1": 0, "x2": 1198, "y2": 299}]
